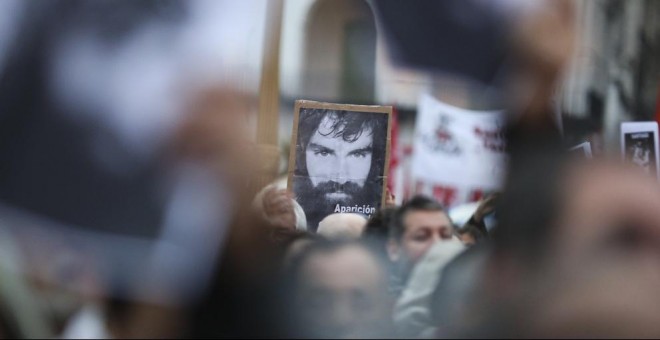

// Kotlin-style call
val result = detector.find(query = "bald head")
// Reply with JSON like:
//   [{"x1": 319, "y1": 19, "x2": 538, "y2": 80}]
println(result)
[{"x1": 317, "y1": 213, "x2": 368, "y2": 239}]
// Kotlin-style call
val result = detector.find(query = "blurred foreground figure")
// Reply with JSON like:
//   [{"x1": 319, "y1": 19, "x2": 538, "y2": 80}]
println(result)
[
  {"x1": 0, "y1": 0, "x2": 265, "y2": 337},
  {"x1": 286, "y1": 241, "x2": 393, "y2": 338},
  {"x1": 463, "y1": 159, "x2": 660, "y2": 338},
  {"x1": 443, "y1": 1, "x2": 660, "y2": 336}
]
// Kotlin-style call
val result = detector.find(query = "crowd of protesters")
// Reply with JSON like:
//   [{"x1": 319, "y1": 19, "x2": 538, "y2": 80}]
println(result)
[
  {"x1": 1, "y1": 0, "x2": 659, "y2": 338},
  {"x1": 251, "y1": 184, "x2": 494, "y2": 338}
]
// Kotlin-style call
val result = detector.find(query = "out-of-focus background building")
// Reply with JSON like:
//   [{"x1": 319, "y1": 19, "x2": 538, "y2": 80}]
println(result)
[
  {"x1": 276, "y1": 0, "x2": 660, "y2": 164},
  {"x1": 560, "y1": 0, "x2": 660, "y2": 149},
  {"x1": 257, "y1": 0, "x2": 659, "y2": 209}
]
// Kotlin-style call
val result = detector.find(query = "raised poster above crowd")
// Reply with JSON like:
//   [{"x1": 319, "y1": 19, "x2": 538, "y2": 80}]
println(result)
[
  {"x1": 411, "y1": 93, "x2": 507, "y2": 208},
  {"x1": 288, "y1": 100, "x2": 392, "y2": 231},
  {"x1": 621, "y1": 122, "x2": 660, "y2": 179}
]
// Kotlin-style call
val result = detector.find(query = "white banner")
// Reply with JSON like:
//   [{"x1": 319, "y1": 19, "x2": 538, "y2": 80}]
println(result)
[{"x1": 411, "y1": 94, "x2": 507, "y2": 208}]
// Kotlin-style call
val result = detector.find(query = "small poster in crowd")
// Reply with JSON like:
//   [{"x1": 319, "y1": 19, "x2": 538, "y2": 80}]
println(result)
[
  {"x1": 288, "y1": 100, "x2": 392, "y2": 231},
  {"x1": 621, "y1": 122, "x2": 660, "y2": 179},
  {"x1": 569, "y1": 141, "x2": 593, "y2": 158}
]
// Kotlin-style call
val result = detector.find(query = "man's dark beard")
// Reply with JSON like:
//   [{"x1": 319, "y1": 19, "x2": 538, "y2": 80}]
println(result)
[
  {"x1": 311, "y1": 181, "x2": 363, "y2": 204},
  {"x1": 294, "y1": 177, "x2": 380, "y2": 232}
]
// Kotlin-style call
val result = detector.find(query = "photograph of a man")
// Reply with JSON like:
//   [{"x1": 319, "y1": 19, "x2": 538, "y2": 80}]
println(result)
[
  {"x1": 625, "y1": 132, "x2": 656, "y2": 176},
  {"x1": 289, "y1": 101, "x2": 391, "y2": 231}
]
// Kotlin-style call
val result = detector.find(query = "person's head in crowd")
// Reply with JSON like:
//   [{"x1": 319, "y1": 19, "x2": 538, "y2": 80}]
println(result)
[
  {"x1": 363, "y1": 207, "x2": 396, "y2": 240},
  {"x1": 283, "y1": 232, "x2": 320, "y2": 267},
  {"x1": 264, "y1": 228, "x2": 322, "y2": 268},
  {"x1": 317, "y1": 213, "x2": 368, "y2": 240},
  {"x1": 361, "y1": 207, "x2": 397, "y2": 259},
  {"x1": 286, "y1": 240, "x2": 392, "y2": 338},
  {"x1": 268, "y1": 228, "x2": 311, "y2": 248},
  {"x1": 270, "y1": 228, "x2": 323, "y2": 268},
  {"x1": 387, "y1": 196, "x2": 454, "y2": 276},
  {"x1": 293, "y1": 108, "x2": 388, "y2": 230}
]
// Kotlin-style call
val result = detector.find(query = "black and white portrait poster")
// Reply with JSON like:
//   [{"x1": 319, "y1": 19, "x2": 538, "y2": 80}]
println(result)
[
  {"x1": 288, "y1": 100, "x2": 392, "y2": 231},
  {"x1": 621, "y1": 122, "x2": 660, "y2": 179}
]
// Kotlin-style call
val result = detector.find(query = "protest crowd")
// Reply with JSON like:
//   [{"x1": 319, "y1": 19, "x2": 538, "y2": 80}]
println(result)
[{"x1": 0, "y1": 0, "x2": 660, "y2": 338}]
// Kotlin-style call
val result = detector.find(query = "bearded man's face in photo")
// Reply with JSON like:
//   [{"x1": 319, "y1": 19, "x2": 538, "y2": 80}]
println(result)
[{"x1": 304, "y1": 114, "x2": 374, "y2": 206}]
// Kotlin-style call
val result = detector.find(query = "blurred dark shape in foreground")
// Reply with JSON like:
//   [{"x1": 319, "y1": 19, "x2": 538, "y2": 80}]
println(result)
[
  {"x1": 372, "y1": 0, "x2": 510, "y2": 86},
  {"x1": 0, "y1": 0, "x2": 189, "y2": 238},
  {"x1": 0, "y1": 0, "x2": 257, "y2": 337}
]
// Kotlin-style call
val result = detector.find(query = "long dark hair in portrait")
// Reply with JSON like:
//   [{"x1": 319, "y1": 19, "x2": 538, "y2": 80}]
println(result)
[{"x1": 293, "y1": 108, "x2": 388, "y2": 230}]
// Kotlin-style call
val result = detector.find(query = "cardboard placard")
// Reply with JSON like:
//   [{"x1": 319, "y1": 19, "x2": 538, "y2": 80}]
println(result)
[
  {"x1": 621, "y1": 122, "x2": 660, "y2": 179},
  {"x1": 288, "y1": 100, "x2": 392, "y2": 231}
]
